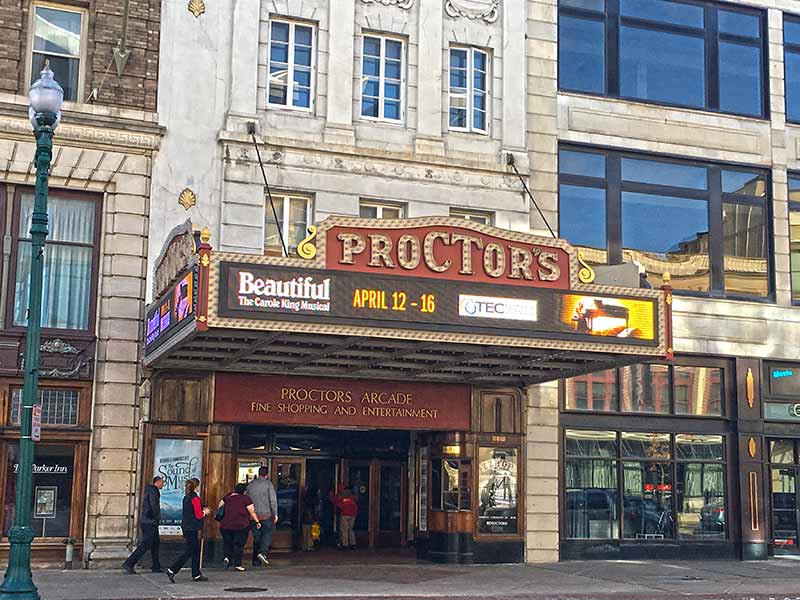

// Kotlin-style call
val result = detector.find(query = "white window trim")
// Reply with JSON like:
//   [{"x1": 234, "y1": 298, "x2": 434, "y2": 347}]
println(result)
[
  {"x1": 448, "y1": 46, "x2": 490, "y2": 135},
  {"x1": 265, "y1": 193, "x2": 313, "y2": 253},
  {"x1": 360, "y1": 34, "x2": 406, "y2": 124},
  {"x1": 267, "y1": 19, "x2": 316, "y2": 112},
  {"x1": 450, "y1": 208, "x2": 494, "y2": 225},
  {"x1": 26, "y1": 1, "x2": 88, "y2": 104},
  {"x1": 359, "y1": 200, "x2": 406, "y2": 219}
]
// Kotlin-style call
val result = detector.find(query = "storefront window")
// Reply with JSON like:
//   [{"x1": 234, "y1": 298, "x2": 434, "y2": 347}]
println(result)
[
  {"x1": 431, "y1": 459, "x2": 471, "y2": 512},
  {"x1": 478, "y1": 448, "x2": 518, "y2": 534},
  {"x1": 564, "y1": 369, "x2": 617, "y2": 411},
  {"x1": 620, "y1": 364, "x2": 670, "y2": 413},
  {"x1": 3, "y1": 444, "x2": 74, "y2": 538},
  {"x1": 564, "y1": 430, "x2": 727, "y2": 542},
  {"x1": 673, "y1": 366, "x2": 723, "y2": 416}
]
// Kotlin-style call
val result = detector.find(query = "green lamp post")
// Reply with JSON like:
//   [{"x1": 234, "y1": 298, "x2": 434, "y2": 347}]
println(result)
[{"x1": 0, "y1": 64, "x2": 63, "y2": 600}]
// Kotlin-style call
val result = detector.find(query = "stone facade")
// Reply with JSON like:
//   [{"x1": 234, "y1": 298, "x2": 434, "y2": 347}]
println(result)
[{"x1": 0, "y1": 0, "x2": 161, "y2": 566}]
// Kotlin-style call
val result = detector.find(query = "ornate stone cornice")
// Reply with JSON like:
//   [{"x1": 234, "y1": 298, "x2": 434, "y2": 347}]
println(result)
[
  {"x1": 361, "y1": 0, "x2": 414, "y2": 8},
  {"x1": 445, "y1": 0, "x2": 500, "y2": 23}
]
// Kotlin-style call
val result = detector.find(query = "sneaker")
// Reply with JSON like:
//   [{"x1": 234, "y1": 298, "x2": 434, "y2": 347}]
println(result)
[
  {"x1": 122, "y1": 563, "x2": 135, "y2": 575},
  {"x1": 234, "y1": 566, "x2": 246, "y2": 572},
  {"x1": 193, "y1": 574, "x2": 208, "y2": 582},
  {"x1": 166, "y1": 568, "x2": 176, "y2": 584},
  {"x1": 257, "y1": 553, "x2": 269, "y2": 566},
  {"x1": 223, "y1": 557, "x2": 230, "y2": 570}
]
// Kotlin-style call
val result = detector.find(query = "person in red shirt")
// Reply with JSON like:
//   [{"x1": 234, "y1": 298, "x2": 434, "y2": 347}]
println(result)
[
  {"x1": 217, "y1": 483, "x2": 261, "y2": 571},
  {"x1": 329, "y1": 484, "x2": 358, "y2": 550}
]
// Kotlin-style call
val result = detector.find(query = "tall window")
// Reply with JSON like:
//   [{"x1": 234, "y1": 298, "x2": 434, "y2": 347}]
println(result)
[
  {"x1": 565, "y1": 430, "x2": 726, "y2": 541},
  {"x1": 558, "y1": 146, "x2": 770, "y2": 298},
  {"x1": 13, "y1": 193, "x2": 96, "y2": 330},
  {"x1": 31, "y1": 4, "x2": 84, "y2": 102},
  {"x1": 265, "y1": 193, "x2": 311, "y2": 254},
  {"x1": 361, "y1": 35, "x2": 404, "y2": 122},
  {"x1": 450, "y1": 208, "x2": 493, "y2": 225},
  {"x1": 268, "y1": 20, "x2": 315, "y2": 110},
  {"x1": 565, "y1": 364, "x2": 724, "y2": 417},
  {"x1": 790, "y1": 175, "x2": 800, "y2": 303},
  {"x1": 785, "y1": 17, "x2": 800, "y2": 123},
  {"x1": 558, "y1": 0, "x2": 766, "y2": 118},
  {"x1": 10, "y1": 388, "x2": 79, "y2": 426},
  {"x1": 449, "y1": 47, "x2": 489, "y2": 133},
  {"x1": 359, "y1": 200, "x2": 404, "y2": 219}
]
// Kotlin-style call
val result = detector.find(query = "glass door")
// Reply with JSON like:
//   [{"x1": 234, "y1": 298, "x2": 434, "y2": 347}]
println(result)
[
  {"x1": 272, "y1": 459, "x2": 304, "y2": 551},
  {"x1": 346, "y1": 461, "x2": 371, "y2": 547},
  {"x1": 377, "y1": 461, "x2": 406, "y2": 547},
  {"x1": 770, "y1": 439, "x2": 800, "y2": 554}
]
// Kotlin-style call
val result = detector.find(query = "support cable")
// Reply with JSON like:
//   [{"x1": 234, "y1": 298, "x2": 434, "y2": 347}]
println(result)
[
  {"x1": 248, "y1": 122, "x2": 288, "y2": 257},
  {"x1": 507, "y1": 153, "x2": 556, "y2": 239}
]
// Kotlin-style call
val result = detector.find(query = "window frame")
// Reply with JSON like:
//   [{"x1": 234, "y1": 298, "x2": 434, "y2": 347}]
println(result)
[
  {"x1": 359, "y1": 200, "x2": 406, "y2": 219},
  {"x1": 558, "y1": 144, "x2": 774, "y2": 302},
  {"x1": 450, "y1": 208, "x2": 494, "y2": 225},
  {"x1": 264, "y1": 192, "x2": 313, "y2": 255},
  {"x1": 448, "y1": 46, "x2": 490, "y2": 135},
  {"x1": 266, "y1": 18, "x2": 316, "y2": 112},
  {"x1": 359, "y1": 33, "x2": 406, "y2": 124},
  {"x1": 6, "y1": 188, "x2": 101, "y2": 335},
  {"x1": 26, "y1": 1, "x2": 88, "y2": 104},
  {"x1": 788, "y1": 172, "x2": 800, "y2": 305},
  {"x1": 8, "y1": 385, "x2": 85, "y2": 429},
  {"x1": 784, "y1": 14, "x2": 800, "y2": 124},
  {"x1": 557, "y1": 0, "x2": 769, "y2": 120}
]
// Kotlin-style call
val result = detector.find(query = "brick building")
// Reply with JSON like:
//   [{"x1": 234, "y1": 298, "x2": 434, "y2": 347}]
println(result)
[{"x1": 0, "y1": 0, "x2": 161, "y2": 564}]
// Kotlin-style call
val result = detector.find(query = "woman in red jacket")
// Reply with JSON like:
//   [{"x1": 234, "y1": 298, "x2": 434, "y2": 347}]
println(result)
[{"x1": 329, "y1": 484, "x2": 358, "y2": 550}]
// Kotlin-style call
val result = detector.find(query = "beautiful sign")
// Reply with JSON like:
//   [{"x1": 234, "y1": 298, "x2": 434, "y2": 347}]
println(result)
[
  {"x1": 153, "y1": 438, "x2": 204, "y2": 534},
  {"x1": 214, "y1": 374, "x2": 471, "y2": 431},
  {"x1": 325, "y1": 224, "x2": 570, "y2": 289}
]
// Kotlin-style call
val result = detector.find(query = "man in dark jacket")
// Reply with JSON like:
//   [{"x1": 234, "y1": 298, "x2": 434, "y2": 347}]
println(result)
[{"x1": 123, "y1": 476, "x2": 164, "y2": 574}]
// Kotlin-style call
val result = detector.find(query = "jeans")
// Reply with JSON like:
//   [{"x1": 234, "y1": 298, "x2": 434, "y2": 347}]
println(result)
[
  {"x1": 339, "y1": 515, "x2": 356, "y2": 548},
  {"x1": 170, "y1": 530, "x2": 201, "y2": 578},
  {"x1": 252, "y1": 519, "x2": 274, "y2": 562},
  {"x1": 221, "y1": 527, "x2": 249, "y2": 567},
  {"x1": 124, "y1": 524, "x2": 160, "y2": 570}
]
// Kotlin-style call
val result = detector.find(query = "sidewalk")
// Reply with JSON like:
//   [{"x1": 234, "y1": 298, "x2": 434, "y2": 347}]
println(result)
[{"x1": 28, "y1": 557, "x2": 800, "y2": 600}]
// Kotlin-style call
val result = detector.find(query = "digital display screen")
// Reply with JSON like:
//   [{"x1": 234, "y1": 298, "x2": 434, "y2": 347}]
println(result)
[
  {"x1": 146, "y1": 269, "x2": 197, "y2": 352},
  {"x1": 767, "y1": 362, "x2": 800, "y2": 398},
  {"x1": 219, "y1": 263, "x2": 659, "y2": 345}
]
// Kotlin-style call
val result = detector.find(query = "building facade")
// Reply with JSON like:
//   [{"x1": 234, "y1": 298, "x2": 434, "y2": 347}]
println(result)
[
  {"x1": 0, "y1": 0, "x2": 161, "y2": 564},
  {"x1": 142, "y1": 0, "x2": 800, "y2": 566}
]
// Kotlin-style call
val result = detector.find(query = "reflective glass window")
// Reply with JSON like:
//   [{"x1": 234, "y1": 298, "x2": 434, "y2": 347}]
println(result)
[
  {"x1": 32, "y1": 5, "x2": 83, "y2": 102},
  {"x1": 677, "y1": 462, "x2": 725, "y2": 539},
  {"x1": 622, "y1": 461, "x2": 674, "y2": 539},
  {"x1": 560, "y1": 150, "x2": 606, "y2": 178},
  {"x1": 559, "y1": 185, "x2": 607, "y2": 254},
  {"x1": 722, "y1": 170, "x2": 767, "y2": 196},
  {"x1": 621, "y1": 432, "x2": 671, "y2": 459},
  {"x1": 620, "y1": 0, "x2": 703, "y2": 27},
  {"x1": 619, "y1": 364, "x2": 671, "y2": 414},
  {"x1": 449, "y1": 47, "x2": 489, "y2": 133},
  {"x1": 565, "y1": 430, "x2": 617, "y2": 458},
  {"x1": 268, "y1": 21, "x2": 315, "y2": 109},
  {"x1": 771, "y1": 440, "x2": 796, "y2": 465},
  {"x1": 565, "y1": 369, "x2": 618, "y2": 411},
  {"x1": 719, "y1": 42, "x2": 762, "y2": 117},
  {"x1": 719, "y1": 10, "x2": 760, "y2": 38},
  {"x1": 559, "y1": 15, "x2": 605, "y2": 93},
  {"x1": 673, "y1": 367, "x2": 723, "y2": 416},
  {"x1": 362, "y1": 35, "x2": 404, "y2": 121},
  {"x1": 676, "y1": 434, "x2": 724, "y2": 461},
  {"x1": 565, "y1": 459, "x2": 619, "y2": 539},
  {"x1": 722, "y1": 202, "x2": 768, "y2": 297},
  {"x1": 621, "y1": 158, "x2": 707, "y2": 189}
]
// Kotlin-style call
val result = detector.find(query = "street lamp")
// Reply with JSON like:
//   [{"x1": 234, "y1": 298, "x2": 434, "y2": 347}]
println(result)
[{"x1": 0, "y1": 64, "x2": 63, "y2": 600}]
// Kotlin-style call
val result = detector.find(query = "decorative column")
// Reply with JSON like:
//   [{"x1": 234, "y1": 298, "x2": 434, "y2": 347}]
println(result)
[
  {"x1": 415, "y1": 0, "x2": 445, "y2": 155},
  {"x1": 324, "y1": 0, "x2": 356, "y2": 145}
]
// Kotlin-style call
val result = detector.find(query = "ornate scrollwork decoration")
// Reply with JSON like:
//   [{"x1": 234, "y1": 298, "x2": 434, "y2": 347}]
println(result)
[
  {"x1": 577, "y1": 252, "x2": 595, "y2": 284},
  {"x1": 297, "y1": 226, "x2": 318, "y2": 260},
  {"x1": 361, "y1": 0, "x2": 414, "y2": 7},
  {"x1": 444, "y1": 0, "x2": 500, "y2": 23},
  {"x1": 40, "y1": 339, "x2": 79, "y2": 354}
]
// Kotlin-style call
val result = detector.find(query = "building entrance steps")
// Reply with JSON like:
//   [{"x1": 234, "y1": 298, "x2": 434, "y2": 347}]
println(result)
[{"x1": 24, "y1": 558, "x2": 800, "y2": 600}]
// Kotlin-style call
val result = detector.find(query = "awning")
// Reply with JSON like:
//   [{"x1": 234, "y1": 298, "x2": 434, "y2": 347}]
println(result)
[{"x1": 143, "y1": 217, "x2": 673, "y2": 387}]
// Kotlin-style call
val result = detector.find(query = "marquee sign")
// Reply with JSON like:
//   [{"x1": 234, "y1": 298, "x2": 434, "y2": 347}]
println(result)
[{"x1": 144, "y1": 266, "x2": 197, "y2": 357}]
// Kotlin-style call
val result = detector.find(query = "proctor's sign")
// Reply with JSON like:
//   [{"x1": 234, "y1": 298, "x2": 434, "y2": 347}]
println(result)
[
  {"x1": 325, "y1": 224, "x2": 570, "y2": 289},
  {"x1": 214, "y1": 373, "x2": 471, "y2": 431}
]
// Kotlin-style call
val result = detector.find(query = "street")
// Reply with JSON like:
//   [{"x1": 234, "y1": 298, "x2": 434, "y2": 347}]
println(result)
[{"x1": 27, "y1": 558, "x2": 800, "y2": 600}]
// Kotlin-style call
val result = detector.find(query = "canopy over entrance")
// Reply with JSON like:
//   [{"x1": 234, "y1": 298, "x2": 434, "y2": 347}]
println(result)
[{"x1": 144, "y1": 217, "x2": 673, "y2": 386}]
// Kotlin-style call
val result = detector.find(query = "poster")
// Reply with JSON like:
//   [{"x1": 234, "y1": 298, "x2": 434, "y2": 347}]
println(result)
[
  {"x1": 478, "y1": 448, "x2": 518, "y2": 534},
  {"x1": 153, "y1": 438, "x2": 204, "y2": 535},
  {"x1": 34, "y1": 486, "x2": 57, "y2": 519}
]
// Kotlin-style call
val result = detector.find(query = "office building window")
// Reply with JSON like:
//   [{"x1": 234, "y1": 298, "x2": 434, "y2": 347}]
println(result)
[
  {"x1": 13, "y1": 193, "x2": 97, "y2": 330},
  {"x1": 785, "y1": 17, "x2": 800, "y2": 123},
  {"x1": 558, "y1": 146, "x2": 770, "y2": 298},
  {"x1": 450, "y1": 208, "x2": 493, "y2": 225},
  {"x1": 790, "y1": 175, "x2": 800, "y2": 303},
  {"x1": 268, "y1": 20, "x2": 315, "y2": 110},
  {"x1": 359, "y1": 201, "x2": 404, "y2": 219},
  {"x1": 449, "y1": 47, "x2": 489, "y2": 133},
  {"x1": 558, "y1": 0, "x2": 766, "y2": 118},
  {"x1": 265, "y1": 193, "x2": 311, "y2": 254},
  {"x1": 30, "y1": 4, "x2": 85, "y2": 102},
  {"x1": 361, "y1": 35, "x2": 404, "y2": 122}
]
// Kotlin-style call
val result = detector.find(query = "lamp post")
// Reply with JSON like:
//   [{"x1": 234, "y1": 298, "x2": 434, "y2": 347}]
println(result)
[{"x1": 0, "y1": 64, "x2": 63, "y2": 600}]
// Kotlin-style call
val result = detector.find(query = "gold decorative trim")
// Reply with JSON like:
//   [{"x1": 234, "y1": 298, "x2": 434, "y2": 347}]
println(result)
[
  {"x1": 178, "y1": 188, "x2": 197, "y2": 211},
  {"x1": 577, "y1": 252, "x2": 595, "y2": 284},
  {"x1": 748, "y1": 437, "x2": 757, "y2": 459},
  {"x1": 297, "y1": 226, "x2": 317, "y2": 260},
  {"x1": 188, "y1": 0, "x2": 206, "y2": 17},
  {"x1": 749, "y1": 472, "x2": 759, "y2": 531},
  {"x1": 746, "y1": 368, "x2": 755, "y2": 409}
]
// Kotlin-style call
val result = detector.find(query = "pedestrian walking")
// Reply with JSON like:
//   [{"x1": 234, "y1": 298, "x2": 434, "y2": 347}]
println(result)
[
  {"x1": 166, "y1": 479, "x2": 212, "y2": 583},
  {"x1": 122, "y1": 476, "x2": 164, "y2": 574},
  {"x1": 245, "y1": 466, "x2": 278, "y2": 566},
  {"x1": 218, "y1": 483, "x2": 262, "y2": 571},
  {"x1": 329, "y1": 484, "x2": 358, "y2": 550}
]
